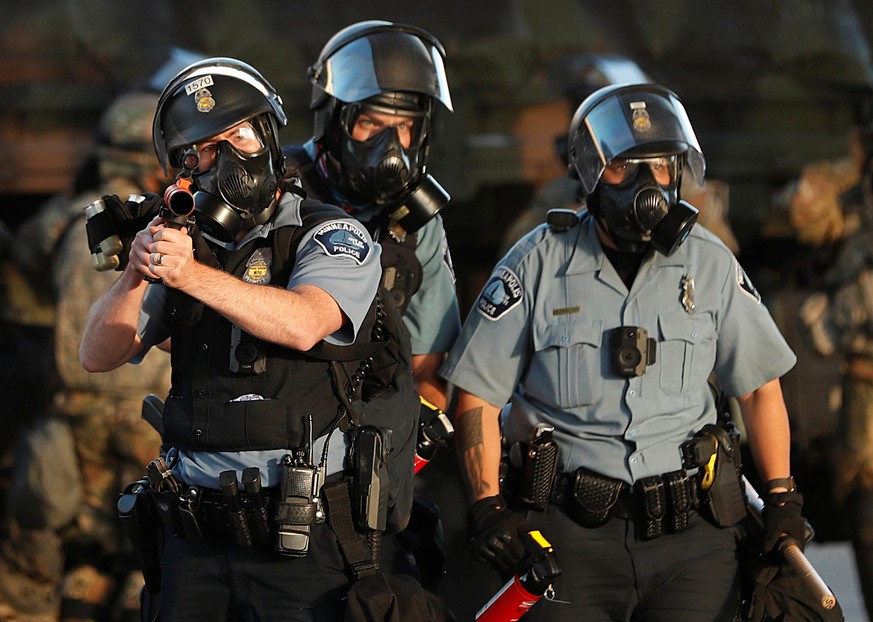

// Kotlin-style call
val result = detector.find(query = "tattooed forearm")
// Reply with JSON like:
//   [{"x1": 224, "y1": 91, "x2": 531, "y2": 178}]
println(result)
[
  {"x1": 457, "y1": 406, "x2": 496, "y2": 498},
  {"x1": 458, "y1": 406, "x2": 484, "y2": 452}
]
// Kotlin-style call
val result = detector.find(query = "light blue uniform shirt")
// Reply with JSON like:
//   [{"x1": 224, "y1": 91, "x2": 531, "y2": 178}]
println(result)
[
  {"x1": 440, "y1": 212, "x2": 796, "y2": 484},
  {"x1": 301, "y1": 140, "x2": 461, "y2": 355},
  {"x1": 134, "y1": 191, "x2": 382, "y2": 488}
]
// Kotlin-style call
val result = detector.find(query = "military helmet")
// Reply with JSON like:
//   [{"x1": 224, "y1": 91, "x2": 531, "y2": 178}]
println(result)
[
  {"x1": 568, "y1": 83, "x2": 705, "y2": 196},
  {"x1": 152, "y1": 57, "x2": 287, "y2": 175},
  {"x1": 97, "y1": 92, "x2": 159, "y2": 153},
  {"x1": 308, "y1": 19, "x2": 453, "y2": 141}
]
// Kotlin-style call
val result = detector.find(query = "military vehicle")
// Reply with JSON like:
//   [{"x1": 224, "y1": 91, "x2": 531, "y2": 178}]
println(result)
[{"x1": 2, "y1": 0, "x2": 872, "y2": 540}]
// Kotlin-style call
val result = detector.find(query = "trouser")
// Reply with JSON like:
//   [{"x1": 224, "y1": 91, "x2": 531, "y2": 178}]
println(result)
[
  {"x1": 849, "y1": 488, "x2": 873, "y2": 618},
  {"x1": 158, "y1": 522, "x2": 352, "y2": 621},
  {"x1": 522, "y1": 506, "x2": 740, "y2": 622}
]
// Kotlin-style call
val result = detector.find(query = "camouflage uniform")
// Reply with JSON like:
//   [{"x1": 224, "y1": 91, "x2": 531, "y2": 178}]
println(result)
[
  {"x1": 0, "y1": 93, "x2": 171, "y2": 621},
  {"x1": 798, "y1": 167, "x2": 873, "y2": 617}
]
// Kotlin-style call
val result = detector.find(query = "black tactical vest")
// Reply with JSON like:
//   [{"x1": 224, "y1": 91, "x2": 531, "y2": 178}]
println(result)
[{"x1": 161, "y1": 201, "x2": 356, "y2": 452}]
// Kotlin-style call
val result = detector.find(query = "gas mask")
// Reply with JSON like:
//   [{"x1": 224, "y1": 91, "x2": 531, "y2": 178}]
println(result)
[
  {"x1": 191, "y1": 132, "x2": 279, "y2": 242},
  {"x1": 590, "y1": 155, "x2": 698, "y2": 256}
]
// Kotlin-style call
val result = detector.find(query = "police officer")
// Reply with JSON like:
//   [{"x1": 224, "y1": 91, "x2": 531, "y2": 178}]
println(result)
[
  {"x1": 440, "y1": 83, "x2": 808, "y2": 621},
  {"x1": 79, "y1": 57, "x2": 382, "y2": 620},
  {"x1": 284, "y1": 20, "x2": 460, "y2": 412}
]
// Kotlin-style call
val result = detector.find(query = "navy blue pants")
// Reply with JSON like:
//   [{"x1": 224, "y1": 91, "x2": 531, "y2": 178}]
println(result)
[
  {"x1": 157, "y1": 522, "x2": 352, "y2": 621},
  {"x1": 524, "y1": 507, "x2": 740, "y2": 622}
]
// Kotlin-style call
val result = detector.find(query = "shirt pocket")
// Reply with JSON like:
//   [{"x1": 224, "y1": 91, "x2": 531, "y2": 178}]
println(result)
[
  {"x1": 529, "y1": 318, "x2": 604, "y2": 408},
  {"x1": 657, "y1": 311, "x2": 717, "y2": 395}
]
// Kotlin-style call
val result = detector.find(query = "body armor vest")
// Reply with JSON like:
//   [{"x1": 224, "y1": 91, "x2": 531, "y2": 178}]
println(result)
[{"x1": 161, "y1": 204, "x2": 356, "y2": 452}]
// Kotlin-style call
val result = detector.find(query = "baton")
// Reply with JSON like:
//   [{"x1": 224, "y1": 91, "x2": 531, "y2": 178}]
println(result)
[{"x1": 742, "y1": 476, "x2": 837, "y2": 610}]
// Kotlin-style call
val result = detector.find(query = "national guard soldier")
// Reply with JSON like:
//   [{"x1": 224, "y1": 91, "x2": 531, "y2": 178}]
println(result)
[
  {"x1": 441, "y1": 83, "x2": 809, "y2": 621},
  {"x1": 0, "y1": 90, "x2": 172, "y2": 621}
]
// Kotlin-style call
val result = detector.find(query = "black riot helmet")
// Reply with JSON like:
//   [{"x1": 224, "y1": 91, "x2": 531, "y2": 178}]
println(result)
[
  {"x1": 569, "y1": 83, "x2": 705, "y2": 255},
  {"x1": 308, "y1": 20, "x2": 453, "y2": 236},
  {"x1": 152, "y1": 57, "x2": 288, "y2": 240}
]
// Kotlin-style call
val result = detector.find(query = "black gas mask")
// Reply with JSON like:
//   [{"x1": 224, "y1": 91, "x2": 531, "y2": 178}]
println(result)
[
  {"x1": 190, "y1": 125, "x2": 279, "y2": 242},
  {"x1": 590, "y1": 155, "x2": 698, "y2": 256}
]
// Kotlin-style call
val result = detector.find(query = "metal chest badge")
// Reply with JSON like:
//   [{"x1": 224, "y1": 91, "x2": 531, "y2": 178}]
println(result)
[
  {"x1": 681, "y1": 274, "x2": 695, "y2": 315},
  {"x1": 243, "y1": 248, "x2": 272, "y2": 284}
]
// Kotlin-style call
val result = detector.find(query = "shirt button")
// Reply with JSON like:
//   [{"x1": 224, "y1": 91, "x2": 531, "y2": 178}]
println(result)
[
  {"x1": 630, "y1": 456, "x2": 638, "y2": 464},
  {"x1": 201, "y1": 343, "x2": 209, "y2": 351},
  {"x1": 628, "y1": 389, "x2": 636, "y2": 397},
  {"x1": 691, "y1": 331, "x2": 698, "y2": 338},
  {"x1": 195, "y1": 389, "x2": 205, "y2": 397},
  {"x1": 194, "y1": 429, "x2": 203, "y2": 437},
  {"x1": 561, "y1": 335, "x2": 569, "y2": 342}
]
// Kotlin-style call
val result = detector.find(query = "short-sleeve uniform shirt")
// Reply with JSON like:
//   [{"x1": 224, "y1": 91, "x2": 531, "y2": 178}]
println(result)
[{"x1": 441, "y1": 212, "x2": 796, "y2": 484}]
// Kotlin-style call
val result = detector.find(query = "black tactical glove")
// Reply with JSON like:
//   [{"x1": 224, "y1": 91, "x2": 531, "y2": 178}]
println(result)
[
  {"x1": 467, "y1": 495, "x2": 532, "y2": 574},
  {"x1": 111, "y1": 193, "x2": 165, "y2": 271},
  {"x1": 761, "y1": 489, "x2": 808, "y2": 553}
]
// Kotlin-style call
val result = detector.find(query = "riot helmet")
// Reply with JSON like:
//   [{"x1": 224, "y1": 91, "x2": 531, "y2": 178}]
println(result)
[
  {"x1": 308, "y1": 20, "x2": 453, "y2": 236},
  {"x1": 152, "y1": 57, "x2": 287, "y2": 240},
  {"x1": 569, "y1": 83, "x2": 705, "y2": 255}
]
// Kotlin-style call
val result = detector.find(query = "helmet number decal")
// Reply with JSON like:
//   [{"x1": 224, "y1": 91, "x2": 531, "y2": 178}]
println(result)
[
  {"x1": 313, "y1": 220, "x2": 372, "y2": 265},
  {"x1": 184, "y1": 75, "x2": 214, "y2": 95},
  {"x1": 477, "y1": 266, "x2": 523, "y2": 321}
]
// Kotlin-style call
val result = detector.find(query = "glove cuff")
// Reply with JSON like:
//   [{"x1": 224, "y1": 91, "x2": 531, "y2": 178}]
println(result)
[
  {"x1": 467, "y1": 495, "x2": 507, "y2": 529},
  {"x1": 764, "y1": 489, "x2": 803, "y2": 508}
]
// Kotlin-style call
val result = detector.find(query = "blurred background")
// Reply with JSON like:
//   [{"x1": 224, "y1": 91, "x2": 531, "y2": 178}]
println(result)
[{"x1": 2, "y1": 0, "x2": 872, "y2": 616}]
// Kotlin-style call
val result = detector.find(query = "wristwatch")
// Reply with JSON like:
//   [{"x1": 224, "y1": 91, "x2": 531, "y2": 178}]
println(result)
[{"x1": 765, "y1": 476, "x2": 796, "y2": 493}]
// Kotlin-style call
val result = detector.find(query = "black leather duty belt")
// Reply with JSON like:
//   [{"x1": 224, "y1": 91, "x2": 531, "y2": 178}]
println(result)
[{"x1": 550, "y1": 466, "x2": 698, "y2": 540}]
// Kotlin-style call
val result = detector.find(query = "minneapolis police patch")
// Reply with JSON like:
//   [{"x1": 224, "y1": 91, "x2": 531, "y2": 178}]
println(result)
[
  {"x1": 478, "y1": 266, "x2": 523, "y2": 320},
  {"x1": 735, "y1": 261, "x2": 761, "y2": 304},
  {"x1": 313, "y1": 220, "x2": 371, "y2": 265}
]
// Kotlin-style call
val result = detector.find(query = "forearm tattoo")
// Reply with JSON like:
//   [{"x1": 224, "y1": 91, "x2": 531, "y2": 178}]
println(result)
[{"x1": 458, "y1": 406, "x2": 494, "y2": 497}]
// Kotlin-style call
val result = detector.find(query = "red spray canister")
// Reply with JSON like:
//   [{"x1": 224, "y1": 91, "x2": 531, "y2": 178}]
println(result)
[
  {"x1": 476, "y1": 530, "x2": 561, "y2": 622},
  {"x1": 413, "y1": 396, "x2": 454, "y2": 474}
]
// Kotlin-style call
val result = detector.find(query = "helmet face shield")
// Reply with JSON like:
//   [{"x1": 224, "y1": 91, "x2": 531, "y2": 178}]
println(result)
[
  {"x1": 312, "y1": 28, "x2": 452, "y2": 112},
  {"x1": 569, "y1": 85, "x2": 704, "y2": 195},
  {"x1": 153, "y1": 58, "x2": 287, "y2": 175}
]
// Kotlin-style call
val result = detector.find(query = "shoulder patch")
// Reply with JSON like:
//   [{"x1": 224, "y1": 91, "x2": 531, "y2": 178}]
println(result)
[
  {"x1": 735, "y1": 261, "x2": 761, "y2": 304},
  {"x1": 477, "y1": 266, "x2": 523, "y2": 320},
  {"x1": 313, "y1": 220, "x2": 371, "y2": 264}
]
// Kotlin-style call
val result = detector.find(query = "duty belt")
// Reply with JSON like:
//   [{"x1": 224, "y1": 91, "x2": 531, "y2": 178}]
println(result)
[
  {"x1": 550, "y1": 466, "x2": 698, "y2": 540},
  {"x1": 149, "y1": 484, "x2": 280, "y2": 546}
]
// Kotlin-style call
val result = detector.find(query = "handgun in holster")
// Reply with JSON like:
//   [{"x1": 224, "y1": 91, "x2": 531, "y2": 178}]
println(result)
[
  {"x1": 352, "y1": 426, "x2": 391, "y2": 532},
  {"x1": 117, "y1": 479, "x2": 163, "y2": 595},
  {"x1": 681, "y1": 423, "x2": 747, "y2": 527}
]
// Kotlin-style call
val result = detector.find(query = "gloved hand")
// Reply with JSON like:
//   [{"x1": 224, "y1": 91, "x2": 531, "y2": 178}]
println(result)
[
  {"x1": 761, "y1": 490, "x2": 808, "y2": 553},
  {"x1": 467, "y1": 495, "x2": 532, "y2": 574},
  {"x1": 104, "y1": 192, "x2": 165, "y2": 271}
]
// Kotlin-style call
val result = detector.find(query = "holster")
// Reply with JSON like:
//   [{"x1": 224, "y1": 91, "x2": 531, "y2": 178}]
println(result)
[
  {"x1": 117, "y1": 479, "x2": 163, "y2": 595},
  {"x1": 681, "y1": 423, "x2": 748, "y2": 527}
]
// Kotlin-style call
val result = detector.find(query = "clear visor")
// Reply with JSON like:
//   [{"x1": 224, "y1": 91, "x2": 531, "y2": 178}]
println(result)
[
  {"x1": 570, "y1": 90, "x2": 704, "y2": 194},
  {"x1": 340, "y1": 103, "x2": 428, "y2": 150},
  {"x1": 601, "y1": 155, "x2": 680, "y2": 187},
  {"x1": 319, "y1": 36, "x2": 452, "y2": 111},
  {"x1": 192, "y1": 121, "x2": 265, "y2": 171}
]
